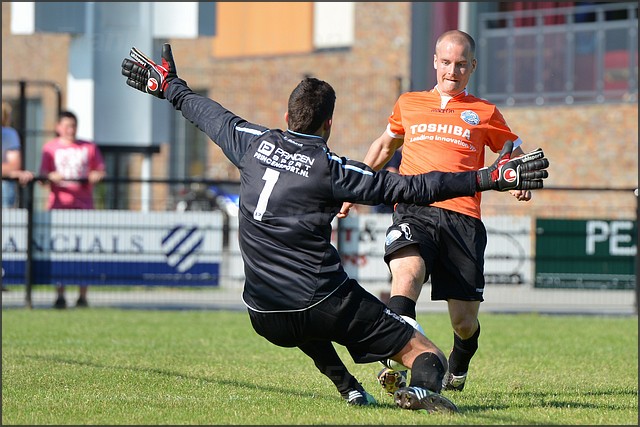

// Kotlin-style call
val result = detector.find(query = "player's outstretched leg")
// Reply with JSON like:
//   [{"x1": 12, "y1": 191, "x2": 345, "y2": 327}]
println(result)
[{"x1": 297, "y1": 340, "x2": 376, "y2": 406}]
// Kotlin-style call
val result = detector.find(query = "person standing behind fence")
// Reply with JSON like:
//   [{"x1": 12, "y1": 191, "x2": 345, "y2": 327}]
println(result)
[
  {"x1": 39, "y1": 110, "x2": 106, "y2": 309},
  {"x1": 2, "y1": 101, "x2": 34, "y2": 209}
]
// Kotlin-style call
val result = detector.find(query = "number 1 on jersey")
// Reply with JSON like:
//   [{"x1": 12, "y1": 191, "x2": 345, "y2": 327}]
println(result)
[{"x1": 254, "y1": 168, "x2": 280, "y2": 221}]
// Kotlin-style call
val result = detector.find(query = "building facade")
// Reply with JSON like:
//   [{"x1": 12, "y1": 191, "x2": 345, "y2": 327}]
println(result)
[{"x1": 2, "y1": 2, "x2": 637, "y2": 217}]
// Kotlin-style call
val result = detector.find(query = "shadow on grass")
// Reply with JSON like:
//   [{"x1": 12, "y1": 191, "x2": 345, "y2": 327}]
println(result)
[
  {"x1": 25, "y1": 353, "x2": 410, "y2": 411},
  {"x1": 23, "y1": 354, "x2": 637, "y2": 421},
  {"x1": 460, "y1": 388, "x2": 638, "y2": 412}
]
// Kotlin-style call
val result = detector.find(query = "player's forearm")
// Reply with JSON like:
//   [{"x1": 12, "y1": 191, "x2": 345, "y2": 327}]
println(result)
[
  {"x1": 363, "y1": 135, "x2": 396, "y2": 171},
  {"x1": 383, "y1": 171, "x2": 476, "y2": 206}
]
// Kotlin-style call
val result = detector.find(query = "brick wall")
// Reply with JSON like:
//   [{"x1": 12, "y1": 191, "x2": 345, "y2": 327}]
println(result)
[
  {"x1": 3, "y1": 3, "x2": 637, "y2": 218},
  {"x1": 485, "y1": 103, "x2": 638, "y2": 219}
]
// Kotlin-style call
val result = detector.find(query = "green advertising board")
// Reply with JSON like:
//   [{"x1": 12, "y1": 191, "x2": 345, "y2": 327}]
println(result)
[{"x1": 535, "y1": 218, "x2": 637, "y2": 290}]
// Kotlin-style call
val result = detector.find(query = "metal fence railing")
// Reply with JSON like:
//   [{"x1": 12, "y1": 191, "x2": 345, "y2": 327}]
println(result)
[{"x1": 2, "y1": 178, "x2": 637, "y2": 314}]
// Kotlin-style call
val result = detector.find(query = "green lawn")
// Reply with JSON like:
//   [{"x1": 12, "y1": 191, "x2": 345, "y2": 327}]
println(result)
[{"x1": 2, "y1": 308, "x2": 637, "y2": 425}]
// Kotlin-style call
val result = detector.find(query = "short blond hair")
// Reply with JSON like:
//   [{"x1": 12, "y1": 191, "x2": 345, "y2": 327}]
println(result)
[
  {"x1": 435, "y1": 30, "x2": 476, "y2": 57},
  {"x1": 2, "y1": 101, "x2": 13, "y2": 127}
]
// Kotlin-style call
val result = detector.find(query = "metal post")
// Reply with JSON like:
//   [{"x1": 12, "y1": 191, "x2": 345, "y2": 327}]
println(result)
[
  {"x1": 24, "y1": 180, "x2": 35, "y2": 309},
  {"x1": 17, "y1": 81, "x2": 27, "y2": 209},
  {"x1": 634, "y1": 188, "x2": 640, "y2": 314}
]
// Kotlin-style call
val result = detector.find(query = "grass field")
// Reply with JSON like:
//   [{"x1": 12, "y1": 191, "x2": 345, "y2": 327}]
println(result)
[{"x1": 2, "y1": 308, "x2": 638, "y2": 425}]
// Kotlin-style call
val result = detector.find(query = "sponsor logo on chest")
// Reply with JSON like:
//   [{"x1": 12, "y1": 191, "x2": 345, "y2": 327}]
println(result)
[{"x1": 406, "y1": 110, "x2": 480, "y2": 151}]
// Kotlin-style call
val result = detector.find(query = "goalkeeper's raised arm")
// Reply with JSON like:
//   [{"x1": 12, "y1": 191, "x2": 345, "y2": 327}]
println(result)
[{"x1": 121, "y1": 44, "x2": 177, "y2": 99}]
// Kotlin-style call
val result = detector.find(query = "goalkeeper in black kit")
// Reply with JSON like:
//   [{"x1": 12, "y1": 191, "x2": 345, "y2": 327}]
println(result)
[{"x1": 121, "y1": 44, "x2": 548, "y2": 414}]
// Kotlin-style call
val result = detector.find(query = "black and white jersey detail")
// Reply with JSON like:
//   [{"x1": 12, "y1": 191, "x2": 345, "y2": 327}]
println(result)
[{"x1": 167, "y1": 79, "x2": 477, "y2": 312}]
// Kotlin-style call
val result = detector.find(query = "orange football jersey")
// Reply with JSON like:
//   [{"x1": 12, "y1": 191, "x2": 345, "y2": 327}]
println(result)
[{"x1": 387, "y1": 87, "x2": 521, "y2": 219}]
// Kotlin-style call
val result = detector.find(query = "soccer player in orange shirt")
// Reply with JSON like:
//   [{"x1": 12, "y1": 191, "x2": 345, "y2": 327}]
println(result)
[{"x1": 339, "y1": 29, "x2": 537, "y2": 394}]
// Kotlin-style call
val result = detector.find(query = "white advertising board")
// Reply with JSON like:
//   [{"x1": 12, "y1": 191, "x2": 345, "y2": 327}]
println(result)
[{"x1": 2, "y1": 209, "x2": 224, "y2": 286}]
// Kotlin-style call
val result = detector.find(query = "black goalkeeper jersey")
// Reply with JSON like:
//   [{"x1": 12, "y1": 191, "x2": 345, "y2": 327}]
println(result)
[{"x1": 166, "y1": 79, "x2": 477, "y2": 312}]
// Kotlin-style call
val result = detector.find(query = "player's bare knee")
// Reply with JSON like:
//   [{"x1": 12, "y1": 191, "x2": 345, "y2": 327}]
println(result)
[{"x1": 452, "y1": 319, "x2": 478, "y2": 339}]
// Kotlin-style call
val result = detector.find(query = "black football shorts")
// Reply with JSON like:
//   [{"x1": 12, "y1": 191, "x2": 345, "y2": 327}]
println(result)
[
  {"x1": 247, "y1": 279, "x2": 415, "y2": 364},
  {"x1": 383, "y1": 204, "x2": 487, "y2": 302}
]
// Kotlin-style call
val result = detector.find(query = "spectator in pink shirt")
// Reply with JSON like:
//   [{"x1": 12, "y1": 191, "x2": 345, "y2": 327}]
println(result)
[{"x1": 40, "y1": 110, "x2": 106, "y2": 308}]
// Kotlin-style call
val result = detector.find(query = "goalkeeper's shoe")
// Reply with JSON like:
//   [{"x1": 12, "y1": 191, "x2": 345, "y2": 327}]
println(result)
[
  {"x1": 342, "y1": 383, "x2": 377, "y2": 406},
  {"x1": 442, "y1": 371, "x2": 468, "y2": 391},
  {"x1": 377, "y1": 367, "x2": 407, "y2": 395},
  {"x1": 394, "y1": 386, "x2": 459, "y2": 414}
]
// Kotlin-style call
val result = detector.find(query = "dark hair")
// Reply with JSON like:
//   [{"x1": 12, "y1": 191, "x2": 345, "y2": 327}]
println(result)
[
  {"x1": 58, "y1": 110, "x2": 77, "y2": 123},
  {"x1": 287, "y1": 77, "x2": 336, "y2": 134}
]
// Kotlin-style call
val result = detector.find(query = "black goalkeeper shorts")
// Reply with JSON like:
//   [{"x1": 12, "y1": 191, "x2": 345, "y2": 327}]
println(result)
[
  {"x1": 383, "y1": 204, "x2": 487, "y2": 302},
  {"x1": 247, "y1": 279, "x2": 415, "y2": 364}
]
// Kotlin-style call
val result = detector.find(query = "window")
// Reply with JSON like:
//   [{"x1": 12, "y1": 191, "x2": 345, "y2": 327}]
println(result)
[{"x1": 478, "y1": 2, "x2": 638, "y2": 105}]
